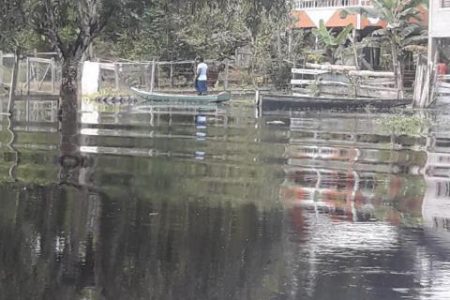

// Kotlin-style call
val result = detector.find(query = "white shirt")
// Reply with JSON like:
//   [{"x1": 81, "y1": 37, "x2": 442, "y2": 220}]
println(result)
[{"x1": 197, "y1": 63, "x2": 208, "y2": 81}]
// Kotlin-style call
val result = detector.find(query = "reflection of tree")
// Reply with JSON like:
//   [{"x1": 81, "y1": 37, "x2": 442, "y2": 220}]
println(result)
[
  {"x1": 95, "y1": 197, "x2": 286, "y2": 300},
  {"x1": 0, "y1": 180, "x2": 289, "y2": 299},
  {"x1": 6, "y1": 117, "x2": 19, "y2": 181},
  {"x1": 0, "y1": 100, "x2": 289, "y2": 299},
  {"x1": 58, "y1": 93, "x2": 81, "y2": 185},
  {"x1": 0, "y1": 183, "x2": 97, "y2": 299}
]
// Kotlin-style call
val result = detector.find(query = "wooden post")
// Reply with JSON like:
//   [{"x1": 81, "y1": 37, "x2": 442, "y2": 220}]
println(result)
[
  {"x1": 428, "y1": 50, "x2": 439, "y2": 107},
  {"x1": 0, "y1": 51, "x2": 3, "y2": 86},
  {"x1": 51, "y1": 57, "x2": 56, "y2": 93},
  {"x1": 150, "y1": 59, "x2": 156, "y2": 93},
  {"x1": 114, "y1": 63, "x2": 120, "y2": 90},
  {"x1": 413, "y1": 55, "x2": 425, "y2": 107},
  {"x1": 288, "y1": 30, "x2": 292, "y2": 60},
  {"x1": 224, "y1": 59, "x2": 229, "y2": 91},
  {"x1": 145, "y1": 63, "x2": 151, "y2": 89},
  {"x1": 156, "y1": 62, "x2": 160, "y2": 88},
  {"x1": 351, "y1": 29, "x2": 359, "y2": 70},
  {"x1": 26, "y1": 57, "x2": 30, "y2": 95},
  {"x1": 7, "y1": 50, "x2": 19, "y2": 114},
  {"x1": 34, "y1": 49, "x2": 38, "y2": 88},
  {"x1": 170, "y1": 62, "x2": 174, "y2": 88}
]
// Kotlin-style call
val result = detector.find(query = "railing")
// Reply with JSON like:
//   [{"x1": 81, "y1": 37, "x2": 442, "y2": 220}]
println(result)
[
  {"x1": 294, "y1": 0, "x2": 371, "y2": 9},
  {"x1": 290, "y1": 63, "x2": 399, "y2": 98}
]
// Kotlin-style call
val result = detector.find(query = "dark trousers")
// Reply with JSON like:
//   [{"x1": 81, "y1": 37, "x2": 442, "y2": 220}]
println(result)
[{"x1": 195, "y1": 80, "x2": 207, "y2": 94}]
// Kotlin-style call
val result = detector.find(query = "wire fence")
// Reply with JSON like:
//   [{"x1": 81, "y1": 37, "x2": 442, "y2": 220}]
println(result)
[
  {"x1": 1, "y1": 51, "x2": 279, "y2": 95},
  {"x1": 0, "y1": 51, "x2": 60, "y2": 95},
  {"x1": 98, "y1": 59, "x2": 271, "y2": 93}
]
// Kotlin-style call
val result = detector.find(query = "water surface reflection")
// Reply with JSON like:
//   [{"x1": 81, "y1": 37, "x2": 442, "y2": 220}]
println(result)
[{"x1": 0, "y1": 98, "x2": 449, "y2": 299}]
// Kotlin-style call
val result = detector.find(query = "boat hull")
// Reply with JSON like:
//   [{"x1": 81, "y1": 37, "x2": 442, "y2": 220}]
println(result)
[
  {"x1": 131, "y1": 87, "x2": 231, "y2": 103},
  {"x1": 259, "y1": 94, "x2": 411, "y2": 112}
]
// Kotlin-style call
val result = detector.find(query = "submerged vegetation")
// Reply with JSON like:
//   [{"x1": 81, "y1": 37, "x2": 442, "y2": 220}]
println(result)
[{"x1": 377, "y1": 114, "x2": 430, "y2": 136}]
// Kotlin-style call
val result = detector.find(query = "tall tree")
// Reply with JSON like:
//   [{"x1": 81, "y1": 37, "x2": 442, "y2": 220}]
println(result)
[{"x1": 26, "y1": 0, "x2": 123, "y2": 111}]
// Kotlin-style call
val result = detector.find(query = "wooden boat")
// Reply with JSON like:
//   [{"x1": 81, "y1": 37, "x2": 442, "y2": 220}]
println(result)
[
  {"x1": 131, "y1": 87, "x2": 231, "y2": 103},
  {"x1": 259, "y1": 93, "x2": 411, "y2": 112}
]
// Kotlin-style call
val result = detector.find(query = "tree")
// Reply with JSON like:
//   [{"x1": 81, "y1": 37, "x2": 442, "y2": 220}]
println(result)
[{"x1": 25, "y1": 0, "x2": 124, "y2": 111}]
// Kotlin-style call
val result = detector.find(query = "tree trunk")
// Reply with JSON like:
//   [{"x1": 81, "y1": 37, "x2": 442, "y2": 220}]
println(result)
[{"x1": 58, "y1": 58, "x2": 82, "y2": 183}]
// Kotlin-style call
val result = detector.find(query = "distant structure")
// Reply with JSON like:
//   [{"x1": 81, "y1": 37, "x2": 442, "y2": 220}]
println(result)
[
  {"x1": 428, "y1": 0, "x2": 450, "y2": 64},
  {"x1": 292, "y1": 0, "x2": 428, "y2": 38},
  {"x1": 291, "y1": 0, "x2": 385, "y2": 32}
]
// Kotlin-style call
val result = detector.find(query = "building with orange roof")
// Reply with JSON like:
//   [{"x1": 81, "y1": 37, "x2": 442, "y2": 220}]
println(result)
[
  {"x1": 291, "y1": 0, "x2": 427, "y2": 34},
  {"x1": 292, "y1": 0, "x2": 386, "y2": 31}
]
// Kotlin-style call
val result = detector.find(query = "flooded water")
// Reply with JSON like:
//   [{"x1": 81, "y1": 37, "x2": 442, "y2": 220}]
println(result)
[{"x1": 1, "y1": 97, "x2": 450, "y2": 300}]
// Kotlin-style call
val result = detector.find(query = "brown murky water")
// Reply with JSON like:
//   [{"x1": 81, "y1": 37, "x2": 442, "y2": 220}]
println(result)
[{"x1": 0, "y1": 97, "x2": 450, "y2": 300}]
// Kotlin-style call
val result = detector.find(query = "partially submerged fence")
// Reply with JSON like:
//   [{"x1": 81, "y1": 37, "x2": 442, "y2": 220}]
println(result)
[
  {"x1": 1, "y1": 51, "x2": 275, "y2": 96},
  {"x1": 291, "y1": 63, "x2": 399, "y2": 99},
  {"x1": 0, "y1": 51, "x2": 60, "y2": 95},
  {"x1": 94, "y1": 59, "x2": 265, "y2": 94}
]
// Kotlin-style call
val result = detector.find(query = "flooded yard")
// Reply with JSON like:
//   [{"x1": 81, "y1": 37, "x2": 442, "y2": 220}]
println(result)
[{"x1": 0, "y1": 97, "x2": 450, "y2": 299}]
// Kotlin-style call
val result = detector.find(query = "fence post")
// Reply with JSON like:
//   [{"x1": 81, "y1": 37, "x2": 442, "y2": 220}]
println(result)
[
  {"x1": 150, "y1": 59, "x2": 156, "y2": 93},
  {"x1": 170, "y1": 62, "x2": 174, "y2": 88},
  {"x1": 0, "y1": 51, "x2": 3, "y2": 86},
  {"x1": 26, "y1": 57, "x2": 31, "y2": 95},
  {"x1": 145, "y1": 63, "x2": 151, "y2": 89},
  {"x1": 114, "y1": 63, "x2": 120, "y2": 90},
  {"x1": 224, "y1": 59, "x2": 229, "y2": 91},
  {"x1": 51, "y1": 57, "x2": 56, "y2": 93},
  {"x1": 7, "y1": 50, "x2": 19, "y2": 114},
  {"x1": 156, "y1": 62, "x2": 160, "y2": 88}
]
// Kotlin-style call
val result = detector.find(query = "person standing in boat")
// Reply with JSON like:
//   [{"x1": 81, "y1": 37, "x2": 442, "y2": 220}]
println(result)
[{"x1": 195, "y1": 57, "x2": 208, "y2": 95}]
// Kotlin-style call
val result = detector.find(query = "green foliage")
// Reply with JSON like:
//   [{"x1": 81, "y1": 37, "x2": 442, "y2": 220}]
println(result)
[
  {"x1": 312, "y1": 21, "x2": 353, "y2": 63},
  {"x1": 377, "y1": 115, "x2": 429, "y2": 135},
  {"x1": 0, "y1": 0, "x2": 26, "y2": 51},
  {"x1": 94, "y1": 0, "x2": 289, "y2": 62},
  {"x1": 1, "y1": 0, "x2": 295, "y2": 92},
  {"x1": 343, "y1": 0, "x2": 427, "y2": 66},
  {"x1": 82, "y1": 87, "x2": 131, "y2": 102},
  {"x1": 268, "y1": 60, "x2": 292, "y2": 90},
  {"x1": 313, "y1": 20, "x2": 353, "y2": 47}
]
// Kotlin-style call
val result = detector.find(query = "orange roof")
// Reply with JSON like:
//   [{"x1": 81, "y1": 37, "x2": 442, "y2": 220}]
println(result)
[
  {"x1": 360, "y1": 17, "x2": 387, "y2": 28},
  {"x1": 326, "y1": 10, "x2": 358, "y2": 27},
  {"x1": 291, "y1": 10, "x2": 316, "y2": 28}
]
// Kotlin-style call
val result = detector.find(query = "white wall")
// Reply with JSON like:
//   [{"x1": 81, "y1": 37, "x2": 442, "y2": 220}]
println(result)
[
  {"x1": 81, "y1": 61, "x2": 100, "y2": 95},
  {"x1": 430, "y1": 0, "x2": 450, "y2": 38}
]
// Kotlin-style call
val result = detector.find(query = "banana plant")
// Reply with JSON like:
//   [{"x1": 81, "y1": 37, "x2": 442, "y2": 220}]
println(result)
[
  {"x1": 312, "y1": 20, "x2": 353, "y2": 64},
  {"x1": 342, "y1": 0, "x2": 428, "y2": 97}
]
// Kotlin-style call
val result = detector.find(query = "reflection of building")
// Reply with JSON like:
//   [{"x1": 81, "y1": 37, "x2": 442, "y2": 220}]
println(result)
[
  {"x1": 281, "y1": 167, "x2": 376, "y2": 222},
  {"x1": 280, "y1": 115, "x2": 426, "y2": 226},
  {"x1": 421, "y1": 136, "x2": 450, "y2": 252},
  {"x1": 429, "y1": 0, "x2": 450, "y2": 60}
]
